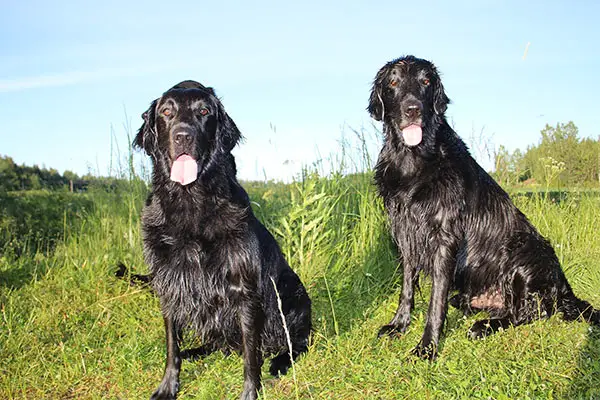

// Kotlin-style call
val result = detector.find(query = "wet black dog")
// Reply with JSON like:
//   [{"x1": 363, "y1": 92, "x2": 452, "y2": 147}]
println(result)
[
  {"x1": 130, "y1": 80, "x2": 311, "y2": 399},
  {"x1": 369, "y1": 55, "x2": 599, "y2": 360}
]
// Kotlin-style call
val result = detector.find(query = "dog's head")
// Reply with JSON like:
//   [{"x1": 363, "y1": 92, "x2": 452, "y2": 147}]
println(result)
[
  {"x1": 134, "y1": 80, "x2": 241, "y2": 185},
  {"x1": 368, "y1": 56, "x2": 450, "y2": 147}
]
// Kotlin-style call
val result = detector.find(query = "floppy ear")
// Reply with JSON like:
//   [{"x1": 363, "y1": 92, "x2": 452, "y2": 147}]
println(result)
[
  {"x1": 216, "y1": 102, "x2": 242, "y2": 153},
  {"x1": 368, "y1": 65, "x2": 391, "y2": 121},
  {"x1": 134, "y1": 99, "x2": 158, "y2": 155},
  {"x1": 433, "y1": 78, "x2": 450, "y2": 115},
  {"x1": 368, "y1": 84, "x2": 384, "y2": 121}
]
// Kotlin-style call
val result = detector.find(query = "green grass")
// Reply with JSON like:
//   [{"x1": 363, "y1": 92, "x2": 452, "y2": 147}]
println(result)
[{"x1": 1, "y1": 167, "x2": 599, "y2": 399}]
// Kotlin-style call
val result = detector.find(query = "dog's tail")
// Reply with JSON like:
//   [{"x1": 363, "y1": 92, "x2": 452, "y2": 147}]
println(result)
[
  {"x1": 115, "y1": 262, "x2": 153, "y2": 287},
  {"x1": 559, "y1": 287, "x2": 600, "y2": 326}
]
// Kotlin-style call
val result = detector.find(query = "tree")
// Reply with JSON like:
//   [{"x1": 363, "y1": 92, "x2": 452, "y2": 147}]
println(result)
[
  {"x1": 493, "y1": 147, "x2": 529, "y2": 186},
  {"x1": 63, "y1": 170, "x2": 79, "y2": 182},
  {"x1": 494, "y1": 122, "x2": 600, "y2": 188},
  {"x1": 0, "y1": 156, "x2": 19, "y2": 191}
]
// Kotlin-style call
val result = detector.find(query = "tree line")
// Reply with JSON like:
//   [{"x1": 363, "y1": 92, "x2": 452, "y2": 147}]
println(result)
[
  {"x1": 1, "y1": 121, "x2": 599, "y2": 192},
  {"x1": 0, "y1": 156, "x2": 114, "y2": 192},
  {"x1": 493, "y1": 121, "x2": 600, "y2": 188}
]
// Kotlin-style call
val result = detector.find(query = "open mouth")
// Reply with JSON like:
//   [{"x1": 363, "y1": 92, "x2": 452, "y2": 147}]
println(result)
[
  {"x1": 400, "y1": 123, "x2": 423, "y2": 146},
  {"x1": 170, "y1": 153, "x2": 198, "y2": 185}
]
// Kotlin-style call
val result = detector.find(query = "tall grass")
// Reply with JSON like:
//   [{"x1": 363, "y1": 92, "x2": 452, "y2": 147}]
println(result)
[{"x1": 1, "y1": 129, "x2": 599, "y2": 399}]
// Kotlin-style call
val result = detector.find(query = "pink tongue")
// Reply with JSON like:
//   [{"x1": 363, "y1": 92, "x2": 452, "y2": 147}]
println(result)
[
  {"x1": 402, "y1": 125, "x2": 423, "y2": 146},
  {"x1": 170, "y1": 154, "x2": 198, "y2": 185}
]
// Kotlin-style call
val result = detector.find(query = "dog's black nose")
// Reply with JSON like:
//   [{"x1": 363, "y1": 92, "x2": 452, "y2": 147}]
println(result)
[
  {"x1": 404, "y1": 105, "x2": 421, "y2": 120},
  {"x1": 174, "y1": 132, "x2": 193, "y2": 145}
]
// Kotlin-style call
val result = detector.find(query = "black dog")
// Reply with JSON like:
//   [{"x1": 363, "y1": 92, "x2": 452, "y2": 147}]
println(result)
[
  {"x1": 132, "y1": 80, "x2": 311, "y2": 399},
  {"x1": 369, "y1": 56, "x2": 599, "y2": 360}
]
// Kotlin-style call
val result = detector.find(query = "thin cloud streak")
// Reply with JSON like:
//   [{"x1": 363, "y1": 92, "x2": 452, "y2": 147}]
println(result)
[{"x1": 0, "y1": 64, "x2": 178, "y2": 93}]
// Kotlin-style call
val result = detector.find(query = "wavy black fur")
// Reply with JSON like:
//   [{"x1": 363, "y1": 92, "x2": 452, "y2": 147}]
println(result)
[
  {"x1": 133, "y1": 81, "x2": 311, "y2": 400},
  {"x1": 369, "y1": 56, "x2": 599, "y2": 360}
]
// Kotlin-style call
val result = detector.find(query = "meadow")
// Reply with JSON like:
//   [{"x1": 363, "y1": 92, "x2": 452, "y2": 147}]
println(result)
[{"x1": 1, "y1": 145, "x2": 600, "y2": 399}]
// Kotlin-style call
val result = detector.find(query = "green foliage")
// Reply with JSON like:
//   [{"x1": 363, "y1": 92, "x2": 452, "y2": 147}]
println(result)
[
  {"x1": 0, "y1": 156, "x2": 20, "y2": 191},
  {"x1": 1, "y1": 167, "x2": 599, "y2": 399},
  {"x1": 0, "y1": 155, "x2": 139, "y2": 192},
  {"x1": 493, "y1": 122, "x2": 600, "y2": 188},
  {"x1": 0, "y1": 191, "x2": 94, "y2": 258},
  {"x1": 0, "y1": 155, "x2": 70, "y2": 191}
]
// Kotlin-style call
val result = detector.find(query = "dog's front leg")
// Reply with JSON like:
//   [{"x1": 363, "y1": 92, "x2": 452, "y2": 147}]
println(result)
[
  {"x1": 414, "y1": 246, "x2": 454, "y2": 360},
  {"x1": 238, "y1": 276, "x2": 265, "y2": 400},
  {"x1": 151, "y1": 315, "x2": 182, "y2": 400},
  {"x1": 378, "y1": 260, "x2": 418, "y2": 337}
]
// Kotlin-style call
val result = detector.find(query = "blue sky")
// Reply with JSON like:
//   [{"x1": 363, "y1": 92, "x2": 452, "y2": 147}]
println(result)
[{"x1": 1, "y1": 0, "x2": 599, "y2": 181}]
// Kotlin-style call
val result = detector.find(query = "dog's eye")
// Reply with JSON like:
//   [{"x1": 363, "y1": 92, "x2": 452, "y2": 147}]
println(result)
[
  {"x1": 199, "y1": 108, "x2": 209, "y2": 116},
  {"x1": 390, "y1": 80, "x2": 398, "y2": 87},
  {"x1": 162, "y1": 108, "x2": 172, "y2": 117},
  {"x1": 422, "y1": 78, "x2": 430, "y2": 86}
]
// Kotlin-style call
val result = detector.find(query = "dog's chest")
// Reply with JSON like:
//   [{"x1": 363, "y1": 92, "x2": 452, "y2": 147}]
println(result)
[
  {"x1": 143, "y1": 223, "x2": 242, "y2": 340},
  {"x1": 150, "y1": 236, "x2": 242, "y2": 341},
  {"x1": 387, "y1": 170, "x2": 464, "y2": 261}
]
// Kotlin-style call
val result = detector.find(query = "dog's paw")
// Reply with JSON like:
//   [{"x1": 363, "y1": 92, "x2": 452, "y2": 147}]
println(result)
[
  {"x1": 150, "y1": 381, "x2": 179, "y2": 400},
  {"x1": 115, "y1": 262, "x2": 127, "y2": 278},
  {"x1": 269, "y1": 353, "x2": 291, "y2": 376},
  {"x1": 239, "y1": 385, "x2": 259, "y2": 400},
  {"x1": 467, "y1": 320, "x2": 494, "y2": 340},
  {"x1": 150, "y1": 390, "x2": 176, "y2": 400},
  {"x1": 377, "y1": 323, "x2": 407, "y2": 338},
  {"x1": 448, "y1": 294, "x2": 462, "y2": 309},
  {"x1": 412, "y1": 341, "x2": 437, "y2": 361}
]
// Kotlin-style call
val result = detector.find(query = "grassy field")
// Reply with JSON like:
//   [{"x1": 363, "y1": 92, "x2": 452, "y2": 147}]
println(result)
[{"x1": 1, "y1": 166, "x2": 600, "y2": 399}]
